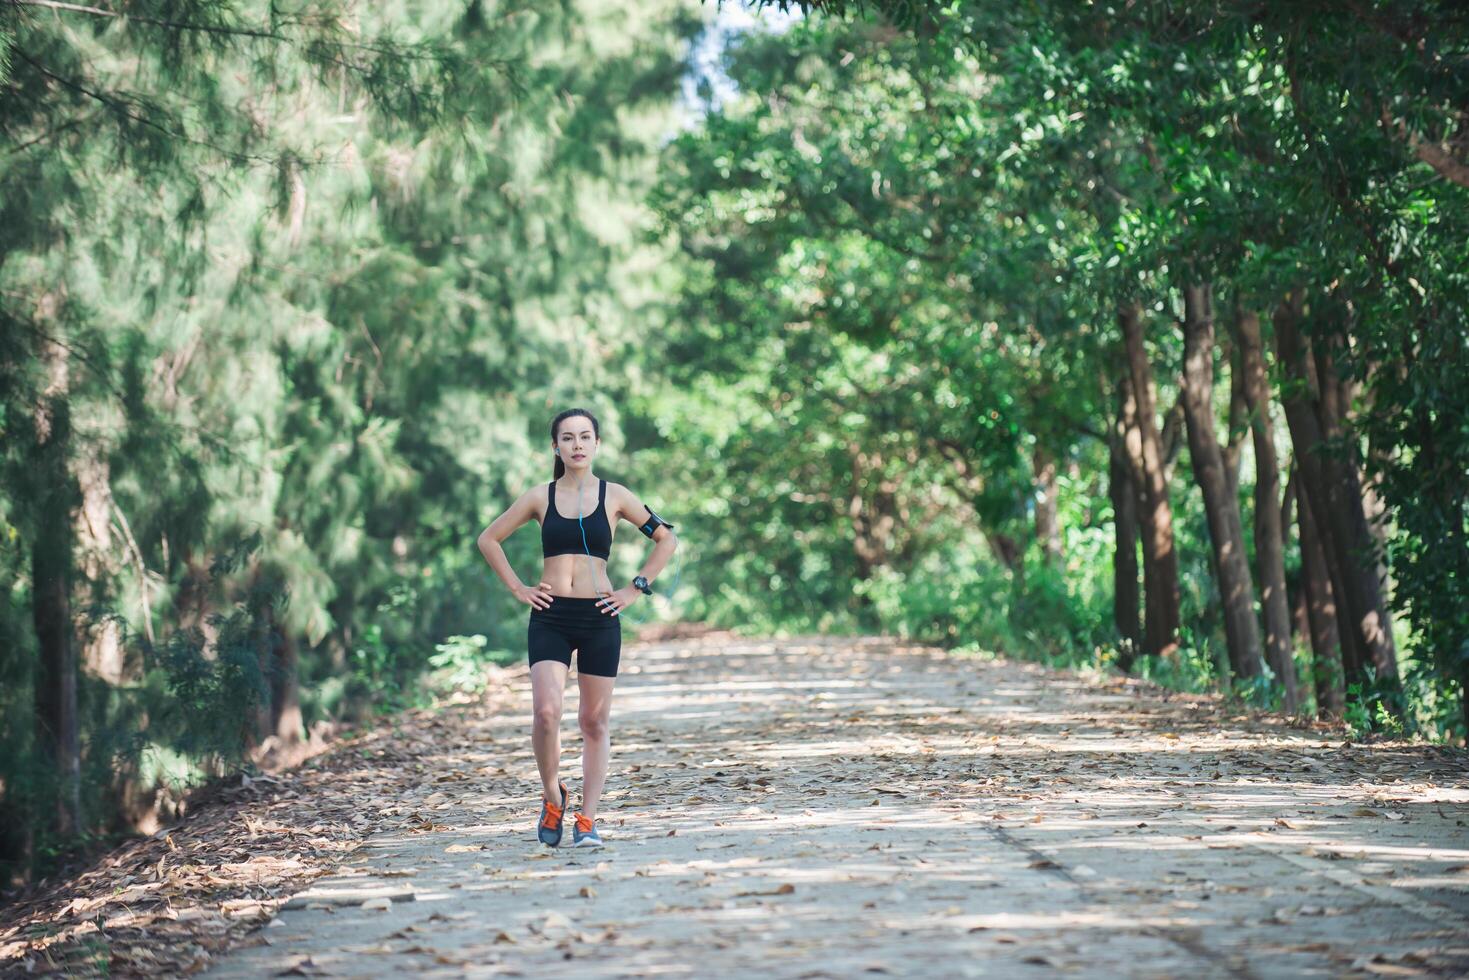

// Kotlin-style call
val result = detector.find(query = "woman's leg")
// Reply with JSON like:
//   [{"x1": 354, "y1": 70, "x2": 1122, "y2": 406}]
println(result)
[
  {"x1": 530, "y1": 659, "x2": 569, "y2": 803},
  {"x1": 576, "y1": 671, "x2": 616, "y2": 820}
]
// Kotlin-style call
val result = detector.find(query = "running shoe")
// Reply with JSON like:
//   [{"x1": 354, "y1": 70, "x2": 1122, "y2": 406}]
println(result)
[
  {"x1": 537, "y1": 779, "x2": 568, "y2": 847},
  {"x1": 571, "y1": 812, "x2": 603, "y2": 847}
]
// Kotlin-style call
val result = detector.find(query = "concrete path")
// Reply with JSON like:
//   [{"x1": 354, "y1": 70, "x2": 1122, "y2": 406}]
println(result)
[{"x1": 209, "y1": 635, "x2": 1469, "y2": 978}]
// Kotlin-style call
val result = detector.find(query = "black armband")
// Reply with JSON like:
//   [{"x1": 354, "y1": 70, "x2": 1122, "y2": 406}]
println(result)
[{"x1": 639, "y1": 507, "x2": 676, "y2": 539}]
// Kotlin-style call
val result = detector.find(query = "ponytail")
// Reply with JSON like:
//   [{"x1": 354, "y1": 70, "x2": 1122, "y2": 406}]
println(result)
[{"x1": 550, "y1": 407, "x2": 601, "y2": 481}]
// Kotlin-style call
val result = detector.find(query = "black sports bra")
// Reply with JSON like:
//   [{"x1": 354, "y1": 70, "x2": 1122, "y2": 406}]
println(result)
[{"x1": 541, "y1": 478, "x2": 611, "y2": 560}]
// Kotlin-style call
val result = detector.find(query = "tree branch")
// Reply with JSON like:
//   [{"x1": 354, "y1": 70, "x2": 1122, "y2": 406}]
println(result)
[
  {"x1": 1378, "y1": 104, "x2": 1469, "y2": 190},
  {"x1": 10, "y1": 0, "x2": 288, "y2": 41},
  {"x1": 14, "y1": 48, "x2": 275, "y2": 166},
  {"x1": 9, "y1": 0, "x2": 462, "y2": 61},
  {"x1": 5, "y1": 110, "x2": 96, "y2": 155}
]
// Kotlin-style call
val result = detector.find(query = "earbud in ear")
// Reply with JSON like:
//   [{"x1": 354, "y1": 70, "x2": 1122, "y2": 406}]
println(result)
[{"x1": 554, "y1": 448, "x2": 561, "y2": 455}]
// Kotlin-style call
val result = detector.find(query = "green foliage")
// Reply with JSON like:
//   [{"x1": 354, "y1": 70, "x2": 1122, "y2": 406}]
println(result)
[
  {"x1": 149, "y1": 590, "x2": 272, "y2": 763},
  {"x1": 1, "y1": 0, "x2": 700, "y2": 880},
  {"x1": 1345, "y1": 677, "x2": 1410, "y2": 742},
  {"x1": 427, "y1": 634, "x2": 519, "y2": 697},
  {"x1": 1131, "y1": 627, "x2": 1227, "y2": 697},
  {"x1": 6, "y1": 0, "x2": 1469, "y2": 886},
  {"x1": 651, "y1": 0, "x2": 1469, "y2": 741}
]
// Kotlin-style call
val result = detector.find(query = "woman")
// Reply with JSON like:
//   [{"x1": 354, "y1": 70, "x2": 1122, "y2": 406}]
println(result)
[{"x1": 476, "y1": 408, "x2": 678, "y2": 847}]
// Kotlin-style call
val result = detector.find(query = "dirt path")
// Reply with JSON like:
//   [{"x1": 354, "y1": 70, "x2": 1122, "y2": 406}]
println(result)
[{"x1": 187, "y1": 634, "x2": 1468, "y2": 978}]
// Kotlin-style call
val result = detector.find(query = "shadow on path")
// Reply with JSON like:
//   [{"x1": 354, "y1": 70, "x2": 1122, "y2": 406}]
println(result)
[{"x1": 97, "y1": 636, "x2": 1469, "y2": 977}]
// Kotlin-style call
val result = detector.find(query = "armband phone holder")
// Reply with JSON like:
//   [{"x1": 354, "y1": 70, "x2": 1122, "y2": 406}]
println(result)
[{"x1": 639, "y1": 508, "x2": 675, "y2": 539}]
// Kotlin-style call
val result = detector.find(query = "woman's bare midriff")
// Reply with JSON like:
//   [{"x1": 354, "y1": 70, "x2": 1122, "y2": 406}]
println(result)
[{"x1": 539, "y1": 553, "x2": 616, "y2": 599}]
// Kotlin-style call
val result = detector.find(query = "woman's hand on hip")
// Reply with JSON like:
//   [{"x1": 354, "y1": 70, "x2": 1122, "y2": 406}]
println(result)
[
  {"x1": 514, "y1": 582, "x2": 555, "y2": 609},
  {"x1": 597, "y1": 586, "x2": 639, "y2": 616}
]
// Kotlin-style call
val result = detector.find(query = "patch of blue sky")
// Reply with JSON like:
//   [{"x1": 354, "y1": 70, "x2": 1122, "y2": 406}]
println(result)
[{"x1": 674, "y1": 1, "x2": 802, "y2": 132}]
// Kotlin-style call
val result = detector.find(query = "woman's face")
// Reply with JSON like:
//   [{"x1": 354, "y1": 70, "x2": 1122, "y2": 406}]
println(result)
[{"x1": 554, "y1": 416, "x2": 599, "y2": 469}]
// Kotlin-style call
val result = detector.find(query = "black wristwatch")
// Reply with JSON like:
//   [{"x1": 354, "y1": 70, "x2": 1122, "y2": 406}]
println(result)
[{"x1": 632, "y1": 575, "x2": 653, "y2": 595}]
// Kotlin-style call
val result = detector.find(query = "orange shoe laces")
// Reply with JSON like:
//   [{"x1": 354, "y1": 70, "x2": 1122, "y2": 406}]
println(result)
[
  {"x1": 540, "y1": 798, "x2": 564, "y2": 830},
  {"x1": 574, "y1": 813, "x2": 595, "y2": 833}
]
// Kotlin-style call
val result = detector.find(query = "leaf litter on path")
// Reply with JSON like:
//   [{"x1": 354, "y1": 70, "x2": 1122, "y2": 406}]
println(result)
[{"x1": 7, "y1": 640, "x2": 1469, "y2": 977}]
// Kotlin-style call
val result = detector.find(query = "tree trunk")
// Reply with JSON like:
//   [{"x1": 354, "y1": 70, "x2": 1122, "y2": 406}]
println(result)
[
  {"x1": 1234, "y1": 306, "x2": 1300, "y2": 710},
  {"x1": 1180, "y1": 283, "x2": 1264, "y2": 679},
  {"x1": 31, "y1": 334, "x2": 81, "y2": 838},
  {"x1": 1119, "y1": 302, "x2": 1180, "y2": 657},
  {"x1": 1273, "y1": 290, "x2": 1401, "y2": 711},
  {"x1": 1110, "y1": 380, "x2": 1142, "y2": 669},
  {"x1": 1289, "y1": 563, "x2": 1309, "y2": 642},
  {"x1": 984, "y1": 531, "x2": 1023, "y2": 576},
  {"x1": 248, "y1": 572, "x2": 302, "y2": 759},
  {"x1": 1224, "y1": 337, "x2": 1249, "y2": 499},
  {"x1": 1159, "y1": 393, "x2": 1187, "y2": 484},
  {"x1": 1032, "y1": 445, "x2": 1062, "y2": 567},
  {"x1": 1461, "y1": 657, "x2": 1469, "y2": 737},
  {"x1": 75, "y1": 453, "x2": 126, "y2": 684},
  {"x1": 1295, "y1": 470, "x2": 1347, "y2": 717},
  {"x1": 269, "y1": 614, "x2": 304, "y2": 755},
  {"x1": 1315, "y1": 327, "x2": 1396, "y2": 634},
  {"x1": 848, "y1": 443, "x2": 898, "y2": 581},
  {"x1": 1116, "y1": 368, "x2": 1159, "y2": 658},
  {"x1": 1276, "y1": 302, "x2": 1367, "y2": 690},
  {"x1": 249, "y1": 564, "x2": 276, "y2": 750}
]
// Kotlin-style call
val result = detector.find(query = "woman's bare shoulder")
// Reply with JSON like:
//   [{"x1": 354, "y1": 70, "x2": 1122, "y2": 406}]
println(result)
[
  {"x1": 482, "y1": 482, "x2": 550, "y2": 541},
  {"x1": 606, "y1": 481, "x2": 650, "y2": 522}
]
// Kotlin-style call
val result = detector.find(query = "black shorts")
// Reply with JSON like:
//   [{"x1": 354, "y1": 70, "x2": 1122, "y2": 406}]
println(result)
[{"x1": 527, "y1": 596, "x2": 622, "y2": 677}]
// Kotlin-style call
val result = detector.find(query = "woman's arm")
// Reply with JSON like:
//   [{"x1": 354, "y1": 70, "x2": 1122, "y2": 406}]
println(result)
[
  {"x1": 585, "y1": 483, "x2": 680, "y2": 617},
  {"x1": 613, "y1": 484, "x2": 679, "y2": 587},
  {"x1": 477, "y1": 486, "x2": 554, "y2": 609}
]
